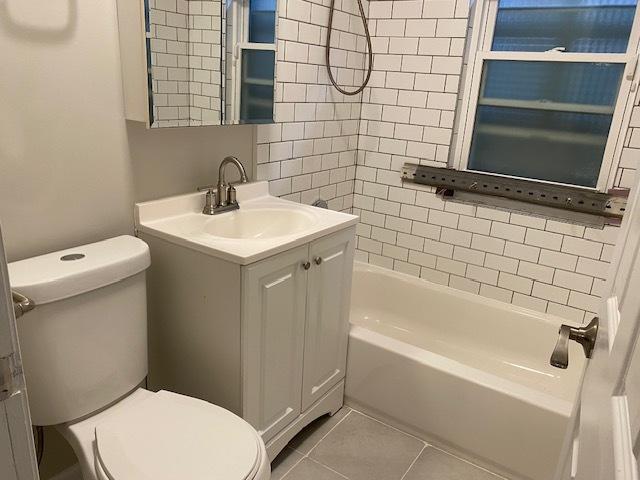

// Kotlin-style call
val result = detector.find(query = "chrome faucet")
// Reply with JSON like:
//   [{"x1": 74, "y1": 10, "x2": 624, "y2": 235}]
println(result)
[
  {"x1": 197, "y1": 156, "x2": 249, "y2": 215},
  {"x1": 217, "y1": 156, "x2": 248, "y2": 207}
]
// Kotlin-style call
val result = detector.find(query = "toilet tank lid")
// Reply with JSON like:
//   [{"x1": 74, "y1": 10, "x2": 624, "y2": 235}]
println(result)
[{"x1": 8, "y1": 236, "x2": 150, "y2": 305}]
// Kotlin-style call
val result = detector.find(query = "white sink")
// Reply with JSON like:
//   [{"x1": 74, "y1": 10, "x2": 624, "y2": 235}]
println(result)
[
  {"x1": 203, "y1": 208, "x2": 317, "y2": 240},
  {"x1": 134, "y1": 181, "x2": 358, "y2": 265}
]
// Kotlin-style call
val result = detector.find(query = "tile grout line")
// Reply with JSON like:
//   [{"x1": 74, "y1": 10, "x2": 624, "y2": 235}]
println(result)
[
  {"x1": 281, "y1": 406, "x2": 509, "y2": 480},
  {"x1": 428, "y1": 444, "x2": 510, "y2": 480},
  {"x1": 349, "y1": 407, "x2": 429, "y2": 446},
  {"x1": 277, "y1": 450, "x2": 306, "y2": 480},
  {"x1": 293, "y1": 408, "x2": 354, "y2": 457},
  {"x1": 281, "y1": 408, "x2": 354, "y2": 479},
  {"x1": 307, "y1": 457, "x2": 351, "y2": 480},
  {"x1": 344, "y1": 408, "x2": 508, "y2": 480},
  {"x1": 399, "y1": 444, "x2": 426, "y2": 480},
  {"x1": 311, "y1": 407, "x2": 428, "y2": 480}
]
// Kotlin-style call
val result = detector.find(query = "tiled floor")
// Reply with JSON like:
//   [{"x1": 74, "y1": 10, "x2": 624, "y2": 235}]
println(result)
[
  {"x1": 51, "y1": 406, "x2": 507, "y2": 480},
  {"x1": 271, "y1": 407, "x2": 507, "y2": 480}
]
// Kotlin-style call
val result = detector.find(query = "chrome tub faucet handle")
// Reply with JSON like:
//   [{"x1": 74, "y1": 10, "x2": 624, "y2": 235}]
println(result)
[{"x1": 550, "y1": 317, "x2": 599, "y2": 369}]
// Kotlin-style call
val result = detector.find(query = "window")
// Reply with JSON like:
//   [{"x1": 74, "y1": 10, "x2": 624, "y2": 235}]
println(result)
[
  {"x1": 248, "y1": 0, "x2": 276, "y2": 43},
  {"x1": 240, "y1": 49, "x2": 276, "y2": 123},
  {"x1": 227, "y1": 0, "x2": 276, "y2": 123},
  {"x1": 455, "y1": 0, "x2": 640, "y2": 190}
]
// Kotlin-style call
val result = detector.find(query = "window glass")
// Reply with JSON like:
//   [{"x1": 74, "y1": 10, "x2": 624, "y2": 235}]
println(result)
[
  {"x1": 492, "y1": 0, "x2": 638, "y2": 53},
  {"x1": 482, "y1": 60, "x2": 623, "y2": 106},
  {"x1": 240, "y1": 50, "x2": 275, "y2": 123},
  {"x1": 468, "y1": 60, "x2": 625, "y2": 187},
  {"x1": 248, "y1": 0, "x2": 276, "y2": 43}
]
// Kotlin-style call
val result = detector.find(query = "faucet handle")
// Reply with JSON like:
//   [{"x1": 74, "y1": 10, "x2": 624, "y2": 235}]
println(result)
[
  {"x1": 197, "y1": 186, "x2": 217, "y2": 215},
  {"x1": 550, "y1": 325, "x2": 571, "y2": 369},
  {"x1": 550, "y1": 317, "x2": 599, "y2": 369}
]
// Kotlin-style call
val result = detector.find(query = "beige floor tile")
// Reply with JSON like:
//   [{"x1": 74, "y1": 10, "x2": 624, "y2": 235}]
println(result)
[
  {"x1": 309, "y1": 411, "x2": 424, "y2": 480},
  {"x1": 282, "y1": 458, "x2": 348, "y2": 480},
  {"x1": 402, "y1": 447, "x2": 501, "y2": 480}
]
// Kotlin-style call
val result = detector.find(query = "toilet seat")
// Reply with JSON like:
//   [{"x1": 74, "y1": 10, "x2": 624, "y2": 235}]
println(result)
[{"x1": 93, "y1": 390, "x2": 263, "y2": 480}]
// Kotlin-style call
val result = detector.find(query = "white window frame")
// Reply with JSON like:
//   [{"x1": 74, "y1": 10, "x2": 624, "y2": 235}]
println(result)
[
  {"x1": 452, "y1": 0, "x2": 640, "y2": 192},
  {"x1": 228, "y1": 0, "x2": 277, "y2": 123}
]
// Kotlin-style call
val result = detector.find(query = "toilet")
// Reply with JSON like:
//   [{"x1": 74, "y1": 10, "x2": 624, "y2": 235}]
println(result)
[{"x1": 8, "y1": 235, "x2": 270, "y2": 480}]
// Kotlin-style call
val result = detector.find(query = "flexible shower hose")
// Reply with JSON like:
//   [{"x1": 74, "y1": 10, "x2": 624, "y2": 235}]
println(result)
[{"x1": 326, "y1": 0, "x2": 373, "y2": 95}]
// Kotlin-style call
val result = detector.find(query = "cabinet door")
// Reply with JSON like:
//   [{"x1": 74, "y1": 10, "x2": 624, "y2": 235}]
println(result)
[
  {"x1": 241, "y1": 246, "x2": 308, "y2": 443},
  {"x1": 302, "y1": 227, "x2": 355, "y2": 410}
]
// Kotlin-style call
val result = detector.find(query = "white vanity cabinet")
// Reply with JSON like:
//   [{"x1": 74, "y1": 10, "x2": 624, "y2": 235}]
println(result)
[
  {"x1": 241, "y1": 245, "x2": 308, "y2": 443},
  {"x1": 302, "y1": 230, "x2": 353, "y2": 410},
  {"x1": 242, "y1": 228, "x2": 354, "y2": 443},
  {"x1": 141, "y1": 225, "x2": 355, "y2": 458}
]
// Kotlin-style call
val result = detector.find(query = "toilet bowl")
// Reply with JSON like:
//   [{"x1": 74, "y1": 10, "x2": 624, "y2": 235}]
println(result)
[
  {"x1": 60, "y1": 389, "x2": 270, "y2": 480},
  {"x1": 8, "y1": 236, "x2": 270, "y2": 480}
]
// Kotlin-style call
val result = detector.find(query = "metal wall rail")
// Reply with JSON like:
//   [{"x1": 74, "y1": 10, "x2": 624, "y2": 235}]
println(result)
[{"x1": 401, "y1": 163, "x2": 628, "y2": 221}]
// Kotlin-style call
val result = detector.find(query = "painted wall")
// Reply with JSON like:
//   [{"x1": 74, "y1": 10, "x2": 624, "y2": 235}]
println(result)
[
  {"x1": 0, "y1": 0, "x2": 254, "y2": 264},
  {"x1": 128, "y1": 121, "x2": 255, "y2": 202},
  {"x1": 0, "y1": 1, "x2": 254, "y2": 477}
]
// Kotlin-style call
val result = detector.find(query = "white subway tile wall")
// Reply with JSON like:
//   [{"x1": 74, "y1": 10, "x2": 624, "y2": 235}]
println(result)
[
  {"x1": 188, "y1": 0, "x2": 223, "y2": 124},
  {"x1": 255, "y1": 0, "x2": 369, "y2": 210},
  {"x1": 256, "y1": 0, "x2": 639, "y2": 322},
  {"x1": 149, "y1": 0, "x2": 222, "y2": 126}
]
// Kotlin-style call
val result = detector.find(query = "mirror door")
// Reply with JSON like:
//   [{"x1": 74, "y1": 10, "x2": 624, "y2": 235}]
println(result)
[{"x1": 145, "y1": 0, "x2": 276, "y2": 127}]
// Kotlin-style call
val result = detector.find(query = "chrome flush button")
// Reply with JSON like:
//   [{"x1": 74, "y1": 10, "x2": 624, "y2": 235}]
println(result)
[{"x1": 60, "y1": 253, "x2": 85, "y2": 261}]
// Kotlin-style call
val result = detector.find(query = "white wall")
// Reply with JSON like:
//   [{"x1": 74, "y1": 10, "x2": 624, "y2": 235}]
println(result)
[
  {"x1": 128, "y1": 121, "x2": 255, "y2": 201},
  {"x1": 0, "y1": 1, "x2": 254, "y2": 477},
  {"x1": 0, "y1": 0, "x2": 135, "y2": 262},
  {"x1": 0, "y1": 0, "x2": 254, "y2": 263}
]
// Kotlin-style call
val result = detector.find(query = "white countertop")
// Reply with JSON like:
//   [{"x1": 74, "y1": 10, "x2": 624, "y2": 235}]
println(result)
[{"x1": 135, "y1": 182, "x2": 358, "y2": 265}]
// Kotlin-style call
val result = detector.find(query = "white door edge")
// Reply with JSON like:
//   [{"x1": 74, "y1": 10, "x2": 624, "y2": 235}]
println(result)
[{"x1": 612, "y1": 396, "x2": 639, "y2": 480}]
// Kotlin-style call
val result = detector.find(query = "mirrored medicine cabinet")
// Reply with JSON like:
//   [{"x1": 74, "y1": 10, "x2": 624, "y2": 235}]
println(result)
[{"x1": 116, "y1": 0, "x2": 277, "y2": 127}]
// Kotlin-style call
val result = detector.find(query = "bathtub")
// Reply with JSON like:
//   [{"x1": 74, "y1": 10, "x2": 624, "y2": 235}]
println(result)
[{"x1": 345, "y1": 262, "x2": 585, "y2": 480}]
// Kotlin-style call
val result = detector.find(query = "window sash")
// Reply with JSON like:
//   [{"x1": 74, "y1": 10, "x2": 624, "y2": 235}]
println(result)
[
  {"x1": 482, "y1": 51, "x2": 634, "y2": 63},
  {"x1": 453, "y1": 0, "x2": 640, "y2": 192},
  {"x1": 228, "y1": 0, "x2": 277, "y2": 122}
]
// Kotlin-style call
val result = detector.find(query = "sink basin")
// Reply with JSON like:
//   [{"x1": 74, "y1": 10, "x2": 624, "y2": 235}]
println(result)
[
  {"x1": 203, "y1": 208, "x2": 317, "y2": 239},
  {"x1": 135, "y1": 181, "x2": 358, "y2": 264}
]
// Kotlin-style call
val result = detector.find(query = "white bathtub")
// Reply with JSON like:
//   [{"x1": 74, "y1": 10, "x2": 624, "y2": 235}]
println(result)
[{"x1": 345, "y1": 262, "x2": 585, "y2": 480}]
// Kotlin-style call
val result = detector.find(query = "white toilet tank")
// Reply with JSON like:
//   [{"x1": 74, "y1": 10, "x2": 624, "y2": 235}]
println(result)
[{"x1": 8, "y1": 236, "x2": 151, "y2": 426}]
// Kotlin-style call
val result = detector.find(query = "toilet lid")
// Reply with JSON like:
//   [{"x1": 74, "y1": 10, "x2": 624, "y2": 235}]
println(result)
[{"x1": 95, "y1": 390, "x2": 261, "y2": 480}]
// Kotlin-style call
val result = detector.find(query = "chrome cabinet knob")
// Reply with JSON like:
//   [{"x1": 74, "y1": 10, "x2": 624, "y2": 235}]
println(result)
[
  {"x1": 302, "y1": 261, "x2": 311, "y2": 270},
  {"x1": 314, "y1": 256, "x2": 323, "y2": 265}
]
